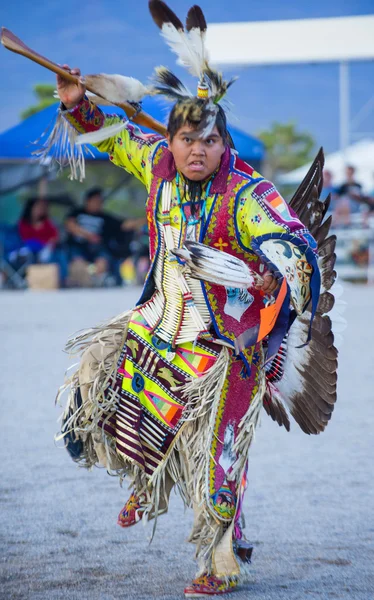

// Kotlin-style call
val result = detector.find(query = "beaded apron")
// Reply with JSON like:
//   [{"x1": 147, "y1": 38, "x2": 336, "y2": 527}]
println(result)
[{"x1": 102, "y1": 181, "x2": 262, "y2": 523}]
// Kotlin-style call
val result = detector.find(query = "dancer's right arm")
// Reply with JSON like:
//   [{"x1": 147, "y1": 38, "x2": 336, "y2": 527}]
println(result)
[{"x1": 56, "y1": 66, "x2": 163, "y2": 188}]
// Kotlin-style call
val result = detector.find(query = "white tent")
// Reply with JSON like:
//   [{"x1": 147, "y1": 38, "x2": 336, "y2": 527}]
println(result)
[
  {"x1": 205, "y1": 15, "x2": 374, "y2": 152},
  {"x1": 206, "y1": 15, "x2": 374, "y2": 66},
  {"x1": 277, "y1": 139, "x2": 374, "y2": 193}
]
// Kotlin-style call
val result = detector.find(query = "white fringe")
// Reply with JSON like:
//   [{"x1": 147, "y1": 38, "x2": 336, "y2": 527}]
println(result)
[
  {"x1": 56, "y1": 309, "x2": 132, "y2": 472},
  {"x1": 33, "y1": 111, "x2": 93, "y2": 182},
  {"x1": 173, "y1": 355, "x2": 265, "y2": 577},
  {"x1": 57, "y1": 314, "x2": 263, "y2": 578}
]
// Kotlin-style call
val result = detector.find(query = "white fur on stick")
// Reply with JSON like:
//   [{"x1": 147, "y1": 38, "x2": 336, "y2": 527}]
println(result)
[{"x1": 83, "y1": 74, "x2": 150, "y2": 104}]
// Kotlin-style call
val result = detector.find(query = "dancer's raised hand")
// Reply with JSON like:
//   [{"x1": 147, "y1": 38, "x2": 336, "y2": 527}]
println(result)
[{"x1": 56, "y1": 65, "x2": 86, "y2": 109}]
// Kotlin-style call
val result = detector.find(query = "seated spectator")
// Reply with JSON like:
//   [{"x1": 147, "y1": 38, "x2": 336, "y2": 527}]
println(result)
[
  {"x1": 19, "y1": 197, "x2": 58, "y2": 251},
  {"x1": 334, "y1": 165, "x2": 364, "y2": 226},
  {"x1": 18, "y1": 197, "x2": 68, "y2": 285},
  {"x1": 321, "y1": 169, "x2": 337, "y2": 221},
  {"x1": 130, "y1": 224, "x2": 151, "y2": 285},
  {"x1": 364, "y1": 172, "x2": 374, "y2": 213},
  {"x1": 321, "y1": 169, "x2": 336, "y2": 202},
  {"x1": 65, "y1": 187, "x2": 145, "y2": 286}
]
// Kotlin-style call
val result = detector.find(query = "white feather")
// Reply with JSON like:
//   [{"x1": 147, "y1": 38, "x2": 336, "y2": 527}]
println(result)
[
  {"x1": 172, "y1": 243, "x2": 259, "y2": 289},
  {"x1": 75, "y1": 120, "x2": 128, "y2": 146},
  {"x1": 84, "y1": 74, "x2": 150, "y2": 104},
  {"x1": 161, "y1": 23, "x2": 204, "y2": 79},
  {"x1": 188, "y1": 27, "x2": 209, "y2": 68},
  {"x1": 274, "y1": 277, "x2": 345, "y2": 407},
  {"x1": 276, "y1": 318, "x2": 310, "y2": 407}
]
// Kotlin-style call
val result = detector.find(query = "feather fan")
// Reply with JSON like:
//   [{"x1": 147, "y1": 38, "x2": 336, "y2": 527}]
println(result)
[
  {"x1": 263, "y1": 148, "x2": 343, "y2": 435},
  {"x1": 171, "y1": 148, "x2": 342, "y2": 437}
]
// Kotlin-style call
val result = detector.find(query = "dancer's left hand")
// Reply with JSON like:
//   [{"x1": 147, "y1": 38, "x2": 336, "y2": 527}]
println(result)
[{"x1": 255, "y1": 271, "x2": 278, "y2": 294}]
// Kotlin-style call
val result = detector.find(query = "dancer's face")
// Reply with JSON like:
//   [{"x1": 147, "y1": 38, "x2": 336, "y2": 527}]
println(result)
[{"x1": 167, "y1": 124, "x2": 226, "y2": 181}]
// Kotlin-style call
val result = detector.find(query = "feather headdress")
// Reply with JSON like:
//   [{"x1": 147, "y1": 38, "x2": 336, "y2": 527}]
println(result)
[{"x1": 149, "y1": 0, "x2": 237, "y2": 138}]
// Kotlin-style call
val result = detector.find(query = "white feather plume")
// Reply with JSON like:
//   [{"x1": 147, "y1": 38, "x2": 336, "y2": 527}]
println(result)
[
  {"x1": 160, "y1": 23, "x2": 205, "y2": 79},
  {"x1": 171, "y1": 241, "x2": 260, "y2": 289},
  {"x1": 75, "y1": 120, "x2": 129, "y2": 146},
  {"x1": 186, "y1": 26, "x2": 209, "y2": 70}
]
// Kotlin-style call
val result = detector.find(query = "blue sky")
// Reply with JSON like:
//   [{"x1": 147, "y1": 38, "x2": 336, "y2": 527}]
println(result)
[{"x1": 1, "y1": 0, "x2": 373, "y2": 153}]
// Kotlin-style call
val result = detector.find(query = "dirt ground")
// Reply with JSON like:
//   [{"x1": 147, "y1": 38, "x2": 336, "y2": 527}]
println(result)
[{"x1": 0, "y1": 284, "x2": 373, "y2": 600}]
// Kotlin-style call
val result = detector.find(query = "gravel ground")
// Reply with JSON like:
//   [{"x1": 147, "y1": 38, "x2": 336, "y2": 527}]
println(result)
[{"x1": 0, "y1": 284, "x2": 373, "y2": 600}]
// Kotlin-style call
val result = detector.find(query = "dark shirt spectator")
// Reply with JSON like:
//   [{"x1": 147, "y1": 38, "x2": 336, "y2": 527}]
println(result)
[
  {"x1": 335, "y1": 166, "x2": 363, "y2": 224},
  {"x1": 66, "y1": 206, "x2": 120, "y2": 259},
  {"x1": 65, "y1": 187, "x2": 146, "y2": 282}
]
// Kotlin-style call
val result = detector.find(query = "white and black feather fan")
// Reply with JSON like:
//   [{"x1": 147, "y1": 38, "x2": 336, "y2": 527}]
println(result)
[{"x1": 263, "y1": 149, "x2": 342, "y2": 435}]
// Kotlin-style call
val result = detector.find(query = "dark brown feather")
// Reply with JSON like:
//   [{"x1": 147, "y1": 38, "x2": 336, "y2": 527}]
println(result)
[
  {"x1": 309, "y1": 204, "x2": 328, "y2": 236},
  {"x1": 303, "y1": 360, "x2": 338, "y2": 387},
  {"x1": 298, "y1": 401, "x2": 330, "y2": 430},
  {"x1": 293, "y1": 393, "x2": 329, "y2": 428},
  {"x1": 263, "y1": 390, "x2": 291, "y2": 431},
  {"x1": 274, "y1": 150, "x2": 340, "y2": 438},
  {"x1": 291, "y1": 179, "x2": 319, "y2": 218},
  {"x1": 320, "y1": 193, "x2": 331, "y2": 220},
  {"x1": 300, "y1": 313, "x2": 333, "y2": 338},
  {"x1": 320, "y1": 253, "x2": 337, "y2": 274},
  {"x1": 321, "y1": 270, "x2": 337, "y2": 292},
  {"x1": 291, "y1": 410, "x2": 313, "y2": 435},
  {"x1": 186, "y1": 5, "x2": 207, "y2": 32},
  {"x1": 319, "y1": 235, "x2": 336, "y2": 258},
  {"x1": 313, "y1": 314, "x2": 332, "y2": 336},
  {"x1": 309, "y1": 339, "x2": 338, "y2": 365},
  {"x1": 294, "y1": 368, "x2": 336, "y2": 409},
  {"x1": 149, "y1": 0, "x2": 184, "y2": 30},
  {"x1": 301, "y1": 392, "x2": 333, "y2": 421},
  {"x1": 310, "y1": 327, "x2": 335, "y2": 348},
  {"x1": 317, "y1": 291, "x2": 335, "y2": 314},
  {"x1": 295, "y1": 356, "x2": 337, "y2": 390},
  {"x1": 289, "y1": 148, "x2": 324, "y2": 213},
  {"x1": 297, "y1": 186, "x2": 320, "y2": 225},
  {"x1": 315, "y1": 215, "x2": 333, "y2": 245},
  {"x1": 290, "y1": 402, "x2": 321, "y2": 435}
]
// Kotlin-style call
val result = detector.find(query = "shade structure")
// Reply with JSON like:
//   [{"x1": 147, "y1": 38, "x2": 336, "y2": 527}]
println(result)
[{"x1": 0, "y1": 96, "x2": 264, "y2": 163}]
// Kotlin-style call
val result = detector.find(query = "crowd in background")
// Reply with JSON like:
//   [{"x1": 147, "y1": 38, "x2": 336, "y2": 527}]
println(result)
[
  {"x1": 2, "y1": 167, "x2": 374, "y2": 289},
  {"x1": 321, "y1": 165, "x2": 374, "y2": 276},
  {"x1": 1, "y1": 187, "x2": 149, "y2": 289},
  {"x1": 322, "y1": 165, "x2": 374, "y2": 226}
]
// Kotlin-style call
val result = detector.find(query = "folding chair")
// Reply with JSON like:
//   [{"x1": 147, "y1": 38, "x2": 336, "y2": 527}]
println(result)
[{"x1": 0, "y1": 224, "x2": 32, "y2": 289}]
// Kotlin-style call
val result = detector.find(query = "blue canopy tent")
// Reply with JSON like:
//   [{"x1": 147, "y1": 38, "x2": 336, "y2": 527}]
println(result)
[{"x1": 0, "y1": 96, "x2": 264, "y2": 165}]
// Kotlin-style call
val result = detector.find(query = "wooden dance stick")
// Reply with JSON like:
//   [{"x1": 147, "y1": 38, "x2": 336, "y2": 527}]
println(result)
[{"x1": 1, "y1": 27, "x2": 167, "y2": 136}]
